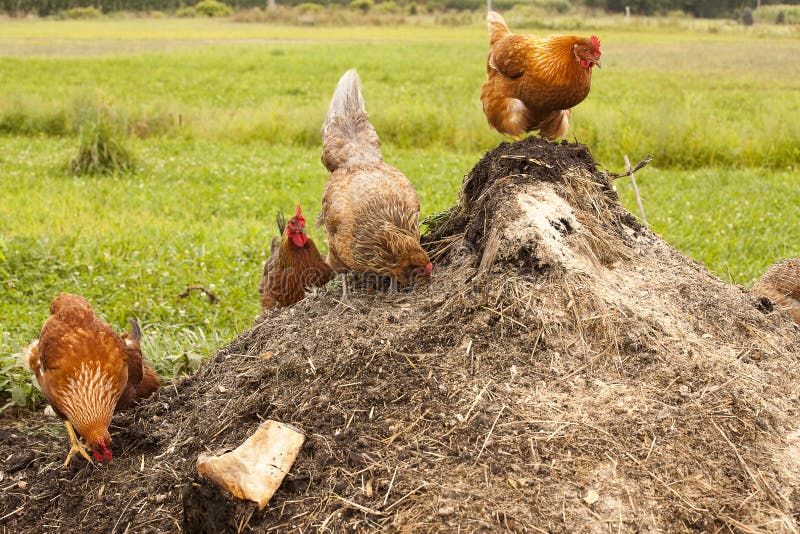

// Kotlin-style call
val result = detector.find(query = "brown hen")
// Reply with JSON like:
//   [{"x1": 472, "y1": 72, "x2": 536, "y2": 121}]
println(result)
[
  {"x1": 319, "y1": 69, "x2": 432, "y2": 291},
  {"x1": 481, "y1": 11, "x2": 601, "y2": 140},
  {"x1": 753, "y1": 257, "x2": 800, "y2": 325},
  {"x1": 26, "y1": 293, "x2": 159, "y2": 466}
]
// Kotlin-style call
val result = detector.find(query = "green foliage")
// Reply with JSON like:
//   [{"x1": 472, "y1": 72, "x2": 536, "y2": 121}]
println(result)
[
  {"x1": 0, "y1": 99, "x2": 69, "y2": 136},
  {"x1": 68, "y1": 93, "x2": 136, "y2": 176},
  {"x1": 0, "y1": 240, "x2": 8, "y2": 290},
  {"x1": 349, "y1": 0, "x2": 373, "y2": 11},
  {"x1": 539, "y1": 0, "x2": 571, "y2": 13},
  {"x1": 0, "y1": 351, "x2": 37, "y2": 409},
  {"x1": 194, "y1": 0, "x2": 233, "y2": 17},
  {"x1": 0, "y1": 0, "x2": 798, "y2": 17},
  {"x1": 64, "y1": 5, "x2": 102, "y2": 18},
  {"x1": 296, "y1": 2, "x2": 324, "y2": 11},
  {"x1": 176, "y1": 5, "x2": 197, "y2": 16},
  {"x1": 742, "y1": 7, "x2": 754, "y2": 25},
  {"x1": 757, "y1": 4, "x2": 800, "y2": 23},
  {"x1": 375, "y1": 0, "x2": 400, "y2": 13}
]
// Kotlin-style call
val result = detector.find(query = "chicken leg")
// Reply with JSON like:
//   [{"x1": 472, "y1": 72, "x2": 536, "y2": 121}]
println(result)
[{"x1": 63, "y1": 420, "x2": 93, "y2": 466}]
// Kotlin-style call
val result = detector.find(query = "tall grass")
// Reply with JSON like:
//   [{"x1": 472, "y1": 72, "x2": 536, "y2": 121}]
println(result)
[
  {"x1": 68, "y1": 92, "x2": 136, "y2": 175},
  {"x1": 0, "y1": 135, "x2": 470, "y2": 408},
  {"x1": 756, "y1": 4, "x2": 800, "y2": 24},
  {"x1": 0, "y1": 24, "x2": 798, "y2": 168}
]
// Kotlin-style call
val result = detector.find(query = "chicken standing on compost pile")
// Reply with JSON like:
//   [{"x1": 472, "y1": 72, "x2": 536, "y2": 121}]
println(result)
[
  {"x1": 259, "y1": 205, "x2": 333, "y2": 309},
  {"x1": 481, "y1": 10, "x2": 601, "y2": 140},
  {"x1": 753, "y1": 257, "x2": 800, "y2": 325},
  {"x1": 25, "y1": 293, "x2": 159, "y2": 466},
  {"x1": 319, "y1": 69, "x2": 432, "y2": 291}
]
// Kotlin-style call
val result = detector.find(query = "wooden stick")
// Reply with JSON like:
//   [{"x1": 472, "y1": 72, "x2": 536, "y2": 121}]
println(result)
[
  {"x1": 476, "y1": 404, "x2": 505, "y2": 462},
  {"x1": 624, "y1": 154, "x2": 648, "y2": 227},
  {"x1": 177, "y1": 285, "x2": 219, "y2": 304},
  {"x1": 333, "y1": 494, "x2": 388, "y2": 516},
  {"x1": 383, "y1": 465, "x2": 399, "y2": 506},
  {"x1": 610, "y1": 155, "x2": 652, "y2": 179}
]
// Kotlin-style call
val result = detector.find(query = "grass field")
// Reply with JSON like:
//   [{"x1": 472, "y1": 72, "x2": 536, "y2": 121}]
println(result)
[{"x1": 1, "y1": 16, "x2": 799, "y2": 406}]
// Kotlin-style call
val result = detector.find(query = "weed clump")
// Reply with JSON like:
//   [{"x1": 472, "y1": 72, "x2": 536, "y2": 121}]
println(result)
[
  {"x1": 68, "y1": 93, "x2": 136, "y2": 176},
  {"x1": 349, "y1": 0, "x2": 373, "y2": 12},
  {"x1": 63, "y1": 5, "x2": 102, "y2": 18},
  {"x1": 194, "y1": 0, "x2": 233, "y2": 17}
]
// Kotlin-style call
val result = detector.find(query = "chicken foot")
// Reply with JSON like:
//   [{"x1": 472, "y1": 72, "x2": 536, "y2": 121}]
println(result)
[{"x1": 63, "y1": 420, "x2": 93, "y2": 466}]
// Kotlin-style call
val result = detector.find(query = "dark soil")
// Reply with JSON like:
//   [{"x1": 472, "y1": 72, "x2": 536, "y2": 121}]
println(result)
[{"x1": 3, "y1": 137, "x2": 800, "y2": 533}]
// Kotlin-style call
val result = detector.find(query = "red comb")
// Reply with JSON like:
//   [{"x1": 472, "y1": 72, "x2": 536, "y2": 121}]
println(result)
[
  {"x1": 294, "y1": 205, "x2": 305, "y2": 225},
  {"x1": 591, "y1": 35, "x2": 601, "y2": 56}
]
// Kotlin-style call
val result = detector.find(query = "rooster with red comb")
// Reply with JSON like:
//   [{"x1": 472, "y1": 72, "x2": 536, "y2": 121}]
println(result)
[{"x1": 259, "y1": 205, "x2": 333, "y2": 309}]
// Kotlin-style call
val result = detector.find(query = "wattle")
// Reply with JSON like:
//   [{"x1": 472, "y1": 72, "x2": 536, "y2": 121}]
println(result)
[{"x1": 291, "y1": 234, "x2": 307, "y2": 248}]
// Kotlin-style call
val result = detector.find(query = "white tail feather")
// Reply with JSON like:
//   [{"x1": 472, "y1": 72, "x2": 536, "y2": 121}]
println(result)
[
  {"x1": 487, "y1": 10, "x2": 511, "y2": 45},
  {"x1": 321, "y1": 69, "x2": 382, "y2": 173},
  {"x1": 487, "y1": 10, "x2": 505, "y2": 26},
  {"x1": 324, "y1": 69, "x2": 365, "y2": 128},
  {"x1": 20, "y1": 339, "x2": 39, "y2": 371}
]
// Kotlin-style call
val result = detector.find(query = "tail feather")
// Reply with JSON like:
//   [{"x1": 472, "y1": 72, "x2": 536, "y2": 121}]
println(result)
[
  {"x1": 21, "y1": 339, "x2": 39, "y2": 372},
  {"x1": 275, "y1": 210, "x2": 286, "y2": 236},
  {"x1": 487, "y1": 11, "x2": 511, "y2": 45},
  {"x1": 127, "y1": 318, "x2": 142, "y2": 345},
  {"x1": 321, "y1": 69, "x2": 382, "y2": 173}
]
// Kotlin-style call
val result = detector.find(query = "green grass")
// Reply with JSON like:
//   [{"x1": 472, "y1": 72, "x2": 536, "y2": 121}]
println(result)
[
  {"x1": 1, "y1": 20, "x2": 798, "y2": 166},
  {"x1": 614, "y1": 167, "x2": 800, "y2": 284},
  {"x1": 1, "y1": 17, "x2": 798, "y2": 407},
  {"x1": 0, "y1": 135, "x2": 471, "y2": 406}
]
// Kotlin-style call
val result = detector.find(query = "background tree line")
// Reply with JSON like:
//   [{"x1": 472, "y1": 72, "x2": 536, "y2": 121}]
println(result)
[{"x1": 1, "y1": 0, "x2": 798, "y2": 23}]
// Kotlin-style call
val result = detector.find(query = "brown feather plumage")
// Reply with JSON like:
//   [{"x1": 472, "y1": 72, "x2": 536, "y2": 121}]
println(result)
[
  {"x1": 481, "y1": 11, "x2": 601, "y2": 140},
  {"x1": 320, "y1": 69, "x2": 432, "y2": 286},
  {"x1": 753, "y1": 258, "x2": 800, "y2": 324},
  {"x1": 117, "y1": 319, "x2": 160, "y2": 411},
  {"x1": 259, "y1": 209, "x2": 333, "y2": 309},
  {"x1": 30, "y1": 293, "x2": 159, "y2": 463}
]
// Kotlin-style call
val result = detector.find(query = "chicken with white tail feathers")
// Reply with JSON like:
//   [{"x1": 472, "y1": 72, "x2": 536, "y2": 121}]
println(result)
[{"x1": 319, "y1": 69, "x2": 432, "y2": 293}]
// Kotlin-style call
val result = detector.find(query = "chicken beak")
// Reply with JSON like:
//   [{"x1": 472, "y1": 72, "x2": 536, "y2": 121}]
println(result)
[{"x1": 593, "y1": 58, "x2": 602, "y2": 69}]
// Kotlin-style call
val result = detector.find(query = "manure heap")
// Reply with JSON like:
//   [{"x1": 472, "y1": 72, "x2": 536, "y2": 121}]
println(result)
[{"x1": 2, "y1": 137, "x2": 799, "y2": 533}]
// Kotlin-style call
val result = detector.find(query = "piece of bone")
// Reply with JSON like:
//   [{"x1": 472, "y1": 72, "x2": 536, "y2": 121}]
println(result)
[{"x1": 197, "y1": 420, "x2": 305, "y2": 509}]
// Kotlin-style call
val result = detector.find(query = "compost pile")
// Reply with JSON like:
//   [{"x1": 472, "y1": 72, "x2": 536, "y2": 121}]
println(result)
[{"x1": 2, "y1": 137, "x2": 800, "y2": 533}]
